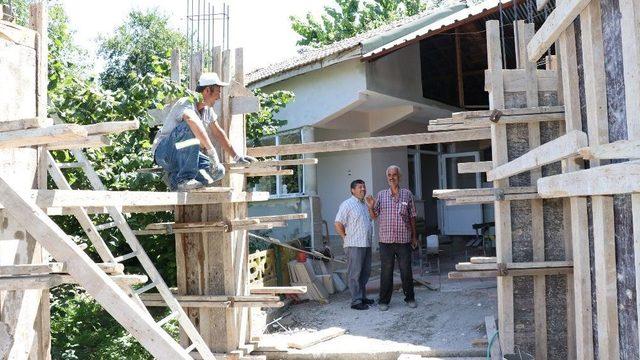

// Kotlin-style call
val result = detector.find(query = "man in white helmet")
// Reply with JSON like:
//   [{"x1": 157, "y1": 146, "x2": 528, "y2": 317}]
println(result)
[{"x1": 152, "y1": 72, "x2": 257, "y2": 191}]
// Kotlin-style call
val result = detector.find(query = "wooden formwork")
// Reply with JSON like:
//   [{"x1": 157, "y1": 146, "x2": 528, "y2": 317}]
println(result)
[
  {"x1": 485, "y1": 19, "x2": 573, "y2": 359},
  {"x1": 465, "y1": 0, "x2": 640, "y2": 357}
]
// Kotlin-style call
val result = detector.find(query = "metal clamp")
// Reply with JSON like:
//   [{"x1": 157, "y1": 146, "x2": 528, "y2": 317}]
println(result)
[
  {"x1": 494, "y1": 188, "x2": 505, "y2": 201},
  {"x1": 497, "y1": 262, "x2": 508, "y2": 276},
  {"x1": 490, "y1": 109, "x2": 503, "y2": 123}
]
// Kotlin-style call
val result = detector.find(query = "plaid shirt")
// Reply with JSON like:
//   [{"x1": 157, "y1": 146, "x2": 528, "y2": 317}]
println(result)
[{"x1": 374, "y1": 188, "x2": 417, "y2": 244}]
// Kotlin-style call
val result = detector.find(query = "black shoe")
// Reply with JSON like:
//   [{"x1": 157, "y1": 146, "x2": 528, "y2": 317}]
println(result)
[
  {"x1": 351, "y1": 303, "x2": 369, "y2": 310},
  {"x1": 362, "y1": 298, "x2": 375, "y2": 305}
]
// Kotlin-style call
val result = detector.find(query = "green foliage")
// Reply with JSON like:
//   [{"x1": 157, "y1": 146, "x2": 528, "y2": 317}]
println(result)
[
  {"x1": 290, "y1": 0, "x2": 429, "y2": 47},
  {"x1": 98, "y1": 9, "x2": 187, "y2": 91},
  {"x1": 247, "y1": 89, "x2": 294, "y2": 147},
  {"x1": 0, "y1": 0, "x2": 29, "y2": 25}
]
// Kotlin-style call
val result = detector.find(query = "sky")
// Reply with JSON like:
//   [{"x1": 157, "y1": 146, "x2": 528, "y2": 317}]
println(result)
[{"x1": 61, "y1": 0, "x2": 335, "y2": 74}]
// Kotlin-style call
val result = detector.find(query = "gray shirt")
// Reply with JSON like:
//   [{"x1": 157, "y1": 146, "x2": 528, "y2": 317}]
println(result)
[
  {"x1": 151, "y1": 97, "x2": 218, "y2": 154},
  {"x1": 335, "y1": 196, "x2": 373, "y2": 248}
]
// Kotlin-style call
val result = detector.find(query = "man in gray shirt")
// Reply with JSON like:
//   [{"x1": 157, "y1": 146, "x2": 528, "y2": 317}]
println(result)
[
  {"x1": 335, "y1": 179, "x2": 373, "y2": 310},
  {"x1": 152, "y1": 72, "x2": 256, "y2": 191}
]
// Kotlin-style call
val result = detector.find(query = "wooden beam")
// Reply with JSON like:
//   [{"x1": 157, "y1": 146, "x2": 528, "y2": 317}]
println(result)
[
  {"x1": 448, "y1": 267, "x2": 573, "y2": 279},
  {"x1": 486, "y1": 19, "x2": 513, "y2": 354},
  {"x1": 226, "y1": 158, "x2": 318, "y2": 168},
  {"x1": 485, "y1": 316, "x2": 501, "y2": 360},
  {"x1": 0, "y1": 124, "x2": 87, "y2": 149},
  {"x1": 470, "y1": 256, "x2": 496, "y2": 264},
  {"x1": 247, "y1": 129, "x2": 491, "y2": 157},
  {"x1": 537, "y1": 160, "x2": 640, "y2": 198},
  {"x1": 452, "y1": 106, "x2": 565, "y2": 120},
  {"x1": 457, "y1": 161, "x2": 493, "y2": 174},
  {"x1": 83, "y1": 120, "x2": 139, "y2": 135},
  {"x1": 527, "y1": 0, "x2": 592, "y2": 62},
  {"x1": 287, "y1": 327, "x2": 346, "y2": 350},
  {"x1": 485, "y1": 69, "x2": 558, "y2": 93},
  {"x1": 249, "y1": 286, "x2": 307, "y2": 295},
  {"x1": 46, "y1": 135, "x2": 111, "y2": 150},
  {"x1": 0, "y1": 117, "x2": 52, "y2": 132},
  {"x1": 486, "y1": 130, "x2": 587, "y2": 181},
  {"x1": 248, "y1": 213, "x2": 308, "y2": 222},
  {"x1": 455, "y1": 260, "x2": 573, "y2": 271},
  {"x1": 578, "y1": 139, "x2": 640, "y2": 160},
  {"x1": 237, "y1": 168, "x2": 294, "y2": 177},
  {"x1": 0, "y1": 263, "x2": 64, "y2": 276},
  {"x1": 0, "y1": 274, "x2": 74, "y2": 290},
  {"x1": 433, "y1": 186, "x2": 537, "y2": 199},
  {"x1": 0, "y1": 176, "x2": 193, "y2": 359}
]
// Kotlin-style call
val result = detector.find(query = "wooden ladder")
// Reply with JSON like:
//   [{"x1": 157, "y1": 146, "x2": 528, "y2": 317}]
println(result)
[{"x1": 44, "y1": 149, "x2": 216, "y2": 360}]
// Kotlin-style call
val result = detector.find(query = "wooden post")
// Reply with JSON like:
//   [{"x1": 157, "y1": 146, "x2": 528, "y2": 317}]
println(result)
[
  {"x1": 176, "y1": 48, "x2": 251, "y2": 354},
  {"x1": 455, "y1": 28, "x2": 465, "y2": 108},
  {"x1": 486, "y1": 20, "x2": 514, "y2": 354},
  {"x1": 0, "y1": 3, "x2": 49, "y2": 359}
]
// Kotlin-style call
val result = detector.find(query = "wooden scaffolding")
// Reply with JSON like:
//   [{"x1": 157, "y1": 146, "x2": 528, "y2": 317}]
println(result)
[{"x1": 439, "y1": 0, "x2": 640, "y2": 357}]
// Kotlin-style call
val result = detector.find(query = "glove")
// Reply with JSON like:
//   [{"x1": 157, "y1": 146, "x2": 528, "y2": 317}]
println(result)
[
  {"x1": 233, "y1": 154, "x2": 258, "y2": 164},
  {"x1": 206, "y1": 148, "x2": 221, "y2": 164}
]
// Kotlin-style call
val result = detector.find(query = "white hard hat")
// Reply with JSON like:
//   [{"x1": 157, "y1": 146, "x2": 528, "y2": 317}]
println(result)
[{"x1": 197, "y1": 72, "x2": 229, "y2": 87}]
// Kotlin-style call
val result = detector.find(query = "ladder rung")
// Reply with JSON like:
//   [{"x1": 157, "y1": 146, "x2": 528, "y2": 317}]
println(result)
[
  {"x1": 56, "y1": 162, "x2": 82, "y2": 169},
  {"x1": 184, "y1": 343, "x2": 197, "y2": 353},
  {"x1": 94, "y1": 222, "x2": 116, "y2": 231},
  {"x1": 113, "y1": 251, "x2": 138, "y2": 263},
  {"x1": 157, "y1": 311, "x2": 180, "y2": 327},
  {"x1": 135, "y1": 281, "x2": 156, "y2": 295}
]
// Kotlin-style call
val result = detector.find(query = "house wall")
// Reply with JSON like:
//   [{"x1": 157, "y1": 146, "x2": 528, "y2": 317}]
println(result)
[
  {"x1": 261, "y1": 59, "x2": 367, "y2": 131},
  {"x1": 248, "y1": 196, "x2": 311, "y2": 242}
]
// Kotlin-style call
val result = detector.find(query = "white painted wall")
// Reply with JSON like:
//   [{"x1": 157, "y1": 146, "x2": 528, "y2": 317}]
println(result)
[
  {"x1": 261, "y1": 59, "x2": 367, "y2": 131},
  {"x1": 316, "y1": 148, "x2": 373, "y2": 237}
]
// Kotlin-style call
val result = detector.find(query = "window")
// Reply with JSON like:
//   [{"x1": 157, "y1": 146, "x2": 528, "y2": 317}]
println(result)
[{"x1": 248, "y1": 129, "x2": 304, "y2": 196}]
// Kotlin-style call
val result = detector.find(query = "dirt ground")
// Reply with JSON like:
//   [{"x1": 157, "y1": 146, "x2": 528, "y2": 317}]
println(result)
[{"x1": 255, "y1": 254, "x2": 497, "y2": 359}]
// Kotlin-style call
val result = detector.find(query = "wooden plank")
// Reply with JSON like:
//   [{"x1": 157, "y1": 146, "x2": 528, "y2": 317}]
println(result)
[
  {"x1": 527, "y1": 0, "x2": 592, "y2": 62},
  {"x1": 0, "y1": 124, "x2": 87, "y2": 149},
  {"x1": 620, "y1": 0, "x2": 640, "y2": 351},
  {"x1": 485, "y1": 69, "x2": 558, "y2": 92},
  {"x1": 537, "y1": 0, "x2": 551, "y2": 11},
  {"x1": 592, "y1": 196, "x2": 620, "y2": 359},
  {"x1": 227, "y1": 158, "x2": 318, "y2": 168},
  {"x1": 452, "y1": 105, "x2": 565, "y2": 120},
  {"x1": 249, "y1": 214, "x2": 308, "y2": 222},
  {"x1": 455, "y1": 261, "x2": 573, "y2": 271},
  {"x1": 0, "y1": 176, "x2": 192, "y2": 359},
  {"x1": 0, "y1": 189, "x2": 241, "y2": 209},
  {"x1": 287, "y1": 327, "x2": 346, "y2": 349},
  {"x1": 470, "y1": 256, "x2": 496, "y2": 264},
  {"x1": 83, "y1": 120, "x2": 139, "y2": 135},
  {"x1": 458, "y1": 161, "x2": 492, "y2": 173},
  {"x1": 241, "y1": 169, "x2": 294, "y2": 177},
  {"x1": 247, "y1": 129, "x2": 491, "y2": 157},
  {"x1": 433, "y1": 186, "x2": 537, "y2": 199},
  {"x1": 230, "y1": 95, "x2": 260, "y2": 115},
  {"x1": 579, "y1": 139, "x2": 640, "y2": 160},
  {"x1": 448, "y1": 267, "x2": 573, "y2": 279},
  {"x1": 0, "y1": 20, "x2": 36, "y2": 48},
  {"x1": 46, "y1": 135, "x2": 111, "y2": 150},
  {"x1": 0, "y1": 117, "x2": 52, "y2": 132},
  {"x1": 485, "y1": 316, "x2": 501, "y2": 360},
  {"x1": 486, "y1": 20, "x2": 513, "y2": 354},
  {"x1": 0, "y1": 274, "x2": 74, "y2": 290},
  {"x1": 446, "y1": 193, "x2": 541, "y2": 205},
  {"x1": 537, "y1": 160, "x2": 640, "y2": 198},
  {"x1": 486, "y1": 130, "x2": 587, "y2": 181},
  {"x1": 0, "y1": 263, "x2": 64, "y2": 276},
  {"x1": 249, "y1": 286, "x2": 307, "y2": 295}
]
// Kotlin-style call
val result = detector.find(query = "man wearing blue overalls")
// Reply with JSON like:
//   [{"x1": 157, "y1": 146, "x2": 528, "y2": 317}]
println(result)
[{"x1": 152, "y1": 73, "x2": 256, "y2": 191}]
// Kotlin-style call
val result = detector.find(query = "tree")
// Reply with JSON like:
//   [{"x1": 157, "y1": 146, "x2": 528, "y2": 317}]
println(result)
[
  {"x1": 290, "y1": 0, "x2": 428, "y2": 47},
  {"x1": 98, "y1": 10, "x2": 187, "y2": 91}
]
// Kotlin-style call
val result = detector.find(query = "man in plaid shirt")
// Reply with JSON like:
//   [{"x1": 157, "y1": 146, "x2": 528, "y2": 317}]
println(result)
[{"x1": 366, "y1": 165, "x2": 417, "y2": 311}]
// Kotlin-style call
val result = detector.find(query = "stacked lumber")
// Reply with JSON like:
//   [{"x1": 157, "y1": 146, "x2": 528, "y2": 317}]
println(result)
[{"x1": 287, "y1": 259, "x2": 331, "y2": 302}]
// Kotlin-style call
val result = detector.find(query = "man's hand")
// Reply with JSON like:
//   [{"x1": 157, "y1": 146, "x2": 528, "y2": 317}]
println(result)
[
  {"x1": 411, "y1": 237, "x2": 418, "y2": 250},
  {"x1": 365, "y1": 194, "x2": 375, "y2": 209},
  {"x1": 206, "y1": 148, "x2": 221, "y2": 164},
  {"x1": 233, "y1": 154, "x2": 258, "y2": 164}
]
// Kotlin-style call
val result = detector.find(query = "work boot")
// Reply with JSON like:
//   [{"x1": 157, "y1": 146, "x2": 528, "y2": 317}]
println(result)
[
  {"x1": 177, "y1": 179, "x2": 204, "y2": 191},
  {"x1": 362, "y1": 298, "x2": 375, "y2": 305},
  {"x1": 207, "y1": 164, "x2": 226, "y2": 184},
  {"x1": 351, "y1": 303, "x2": 369, "y2": 310}
]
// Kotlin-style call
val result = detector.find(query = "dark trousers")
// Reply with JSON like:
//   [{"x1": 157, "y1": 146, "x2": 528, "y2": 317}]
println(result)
[
  {"x1": 379, "y1": 242, "x2": 415, "y2": 304},
  {"x1": 346, "y1": 247, "x2": 372, "y2": 305}
]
